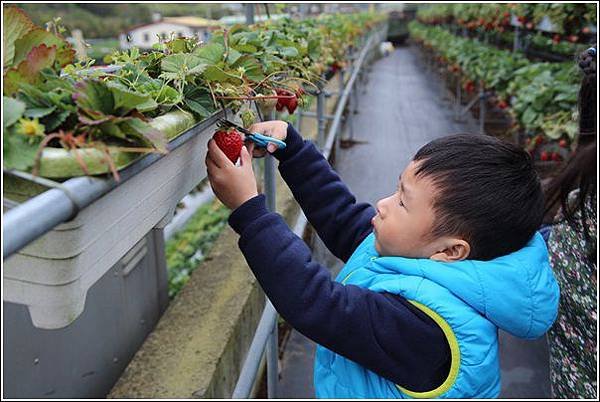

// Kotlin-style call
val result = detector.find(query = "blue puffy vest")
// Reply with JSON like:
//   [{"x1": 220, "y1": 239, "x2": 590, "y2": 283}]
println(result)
[{"x1": 314, "y1": 232, "x2": 559, "y2": 398}]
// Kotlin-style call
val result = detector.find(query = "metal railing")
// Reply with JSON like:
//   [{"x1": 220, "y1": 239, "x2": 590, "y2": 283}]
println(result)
[{"x1": 231, "y1": 25, "x2": 386, "y2": 399}]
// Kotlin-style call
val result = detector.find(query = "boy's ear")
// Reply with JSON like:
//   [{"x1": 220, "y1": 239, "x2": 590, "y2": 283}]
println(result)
[{"x1": 429, "y1": 239, "x2": 471, "y2": 262}]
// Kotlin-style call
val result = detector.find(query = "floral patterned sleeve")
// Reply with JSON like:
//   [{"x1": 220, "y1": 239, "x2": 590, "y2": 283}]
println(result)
[{"x1": 546, "y1": 190, "x2": 597, "y2": 399}]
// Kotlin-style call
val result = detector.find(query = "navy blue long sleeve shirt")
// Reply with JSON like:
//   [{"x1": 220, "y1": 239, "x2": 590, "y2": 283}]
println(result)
[{"x1": 228, "y1": 124, "x2": 450, "y2": 392}]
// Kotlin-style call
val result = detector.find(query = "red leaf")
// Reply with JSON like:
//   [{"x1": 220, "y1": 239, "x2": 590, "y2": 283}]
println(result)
[{"x1": 3, "y1": 44, "x2": 57, "y2": 96}]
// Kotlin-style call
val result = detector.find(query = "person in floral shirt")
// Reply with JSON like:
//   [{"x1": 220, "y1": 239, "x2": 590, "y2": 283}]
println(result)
[{"x1": 544, "y1": 46, "x2": 597, "y2": 399}]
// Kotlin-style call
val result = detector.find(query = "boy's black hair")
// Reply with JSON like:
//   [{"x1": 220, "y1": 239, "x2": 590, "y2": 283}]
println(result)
[{"x1": 412, "y1": 134, "x2": 544, "y2": 261}]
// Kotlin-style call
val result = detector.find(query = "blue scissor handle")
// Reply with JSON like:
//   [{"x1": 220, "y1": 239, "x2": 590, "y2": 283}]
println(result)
[{"x1": 247, "y1": 132, "x2": 287, "y2": 149}]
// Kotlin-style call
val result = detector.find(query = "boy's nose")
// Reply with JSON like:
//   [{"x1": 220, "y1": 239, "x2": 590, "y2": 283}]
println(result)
[{"x1": 375, "y1": 199, "x2": 384, "y2": 215}]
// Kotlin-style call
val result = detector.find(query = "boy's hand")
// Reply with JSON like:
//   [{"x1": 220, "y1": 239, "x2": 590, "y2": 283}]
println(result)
[
  {"x1": 206, "y1": 140, "x2": 258, "y2": 210},
  {"x1": 247, "y1": 120, "x2": 288, "y2": 158}
]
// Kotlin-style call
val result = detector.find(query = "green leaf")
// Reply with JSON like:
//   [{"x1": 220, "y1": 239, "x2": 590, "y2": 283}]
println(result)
[
  {"x1": 564, "y1": 121, "x2": 578, "y2": 140},
  {"x1": 156, "y1": 85, "x2": 182, "y2": 106},
  {"x1": 522, "y1": 107, "x2": 538, "y2": 126},
  {"x1": 193, "y1": 43, "x2": 225, "y2": 64},
  {"x1": 279, "y1": 46, "x2": 299, "y2": 58},
  {"x1": 185, "y1": 98, "x2": 211, "y2": 118},
  {"x1": 120, "y1": 118, "x2": 167, "y2": 152},
  {"x1": 75, "y1": 80, "x2": 114, "y2": 116},
  {"x1": 226, "y1": 48, "x2": 242, "y2": 65},
  {"x1": 161, "y1": 53, "x2": 203, "y2": 73},
  {"x1": 3, "y1": 6, "x2": 37, "y2": 68},
  {"x1": 135, "y1": 97, "x2": 159, "y2": 113},
  {"x1": 42, "y1": 109, "x2": 71, "y2": 132},
  {"x1": 202, "y1": 65, "x2": 243, "y2": 84},
  {"x1": 24, "y1": 106, "x2": 56, "y2": 118},
  {"x1": 106, "y1": 81, "x2": 153, "y2": 114},
  {"x1": 235, "y1": 44, "x2": 258, "y2": 53},
  {"x1": 3, "y1": 96, "x2": 26, "y2": 129},
  {"x1": 99, "y1": 121, "x2": 127, "y2": 139},
  {"x1": 307, "y1": 38, "x2": 320, "y2": 59},
  {"x1": 161, "y1": 53, "x2": 207, "y2": 79},
  {"x1": 3, "y1": 128, "x2": 40, "y2": 171},
  {"x1": 232, "y1": 55, "x2": 265, "y2": 82},
  {"x1": 532, "y1": 91, "x2": 553, "y2": 111}
]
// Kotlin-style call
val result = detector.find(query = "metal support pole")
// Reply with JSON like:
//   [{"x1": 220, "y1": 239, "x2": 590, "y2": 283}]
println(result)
[
  {"x1": 348, "y1": 81, "x2": 356, "y2": 141},
  {"x1": 316, "y1": 85, "x2": 326, "y2": 149},
  {"x1": 455, "y1": 73, "x2": 461, "y2": 120},
  {"x1": 245, "y1": 4, "x2": 255, "y2": 25},
  {"x1": 513, "y1": 26, "x2": 520, "y2": 52},
  {"x1": 264, "y1": 110, "x2": 278, "y2": 398},
  {"x1": 266, "y1": 320, "x2": 278, "y2": 398},
  {"x1": 479, "y1": 85, "x2": 486, "y2": 135}
]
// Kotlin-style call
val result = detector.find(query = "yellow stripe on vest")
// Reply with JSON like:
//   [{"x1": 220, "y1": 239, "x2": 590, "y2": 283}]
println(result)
[{"x1": 395, "y1": 300, "x2": 461, "y2": 399}]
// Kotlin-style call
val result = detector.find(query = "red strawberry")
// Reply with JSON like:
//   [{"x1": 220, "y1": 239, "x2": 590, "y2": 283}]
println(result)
[
  {"x1": 286, "y1": 96, "x2": 298, "y2": 114},
  {"x1": 552, "y1": 34, "x2": 561, "y2": 44},
  {"x1": 551, "y1": 152, "x2": 562, "y2": 161},
  {"x1": 535, "y1": 135, "x2": 544, "y2": 146},
  {"x1": 275, "y1": 88, "x2": 293, "y2": 112},
  {"x1": 498, "y1": 100, "x2": 508, "y2": 109},
  {"x1": 540, "y1": 151, "x2": 549, "y2": 161},
  {"x1": 568, "y1": 35, "x2": 579, "y2": 43},
  {"x1": 559, "y1": 139, "x2": 568, "y2": 148},
  {"x1": 213, "y1": 128, "x2": 243, "y2": 163}
]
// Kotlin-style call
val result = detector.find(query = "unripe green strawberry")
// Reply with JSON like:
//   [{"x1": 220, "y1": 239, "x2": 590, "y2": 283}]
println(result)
[
  {"x1": 256, "y1": 90, "x2": 277, "y2": 116},
  {"x1": 213, "y1": 128, "x2": 243, "y2": 163},
  {"x1": 241, "y1": 109, "x2": 256, "y2": 128}
]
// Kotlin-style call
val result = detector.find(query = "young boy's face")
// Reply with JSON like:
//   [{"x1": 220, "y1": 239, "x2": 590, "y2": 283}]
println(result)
[{"x1": 371, "y1": 160, "x2": 448, "y2": 259}]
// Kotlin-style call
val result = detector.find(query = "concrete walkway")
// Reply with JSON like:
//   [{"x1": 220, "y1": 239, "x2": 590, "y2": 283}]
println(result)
[{"x1": 277, "y1": 45, "x2": 551, "y2": 398}]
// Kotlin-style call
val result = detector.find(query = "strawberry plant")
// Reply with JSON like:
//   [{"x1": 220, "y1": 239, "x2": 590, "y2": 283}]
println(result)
[
  {"x1": 4, "y1": 7, "x2": 385, "y2": 179},
  {"x1": 409, "y1": 21, "x2": 581, "y2": 151}
]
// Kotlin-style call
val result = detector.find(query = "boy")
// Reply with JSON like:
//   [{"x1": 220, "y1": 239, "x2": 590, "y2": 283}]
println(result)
[{"x1": 205, "y1": 121, "x2": 560, "y2": 398}]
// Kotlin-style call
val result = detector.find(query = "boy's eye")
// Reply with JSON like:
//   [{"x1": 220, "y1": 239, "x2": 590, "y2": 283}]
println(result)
[{"x1": 396, "y1": 191, "x2": 405, "y2": 207}]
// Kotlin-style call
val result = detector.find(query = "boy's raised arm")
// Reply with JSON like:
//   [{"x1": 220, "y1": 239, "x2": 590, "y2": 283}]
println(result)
[
  {"x1": 228, "y1": 196, "x2": 450, "y2": 392},
  {"x1": 271, "y1": 124, "x2": 376, "y2": 262}
]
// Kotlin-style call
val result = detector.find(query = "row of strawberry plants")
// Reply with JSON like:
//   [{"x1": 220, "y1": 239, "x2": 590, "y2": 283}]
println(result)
[
  {"x1": 409, "y1": 22, "x2": 580, "y2": 160},
  {"x1": 3, "y1": 6, "x2": 385, "y2": 179},
  {"x1": 417, "y1": 3, "x2": 596, "y2": 43},
  {"x1": 445, "y1": 22, "x2": 588, "y2": 60}
]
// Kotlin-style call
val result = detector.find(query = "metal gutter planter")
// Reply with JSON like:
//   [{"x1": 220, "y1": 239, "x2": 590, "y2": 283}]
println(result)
[{"x1": 3, "y1": 109, "x2": 224, "y2": 329}]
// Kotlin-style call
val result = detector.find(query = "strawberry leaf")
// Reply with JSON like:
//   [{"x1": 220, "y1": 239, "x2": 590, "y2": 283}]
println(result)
[
  {"x1": 3, "y1": 128, "x2": 40, "y2": 171},
  {"x1": 3, "y1": 44, "x2": 57, "y2": 96},
  {"x1": 3, "y1": 6, "x2": 37, "y2": 68},
  {"x1": 3, "y1": 96, "x2": 26, "y2": 129},
  {"x1": 75, "y1": 79, "x2": 115, "y2": 116},
  {"x1": 193, "y1": 43, "x2": 225, "y2": 64},
  {"x1": 106, "y1": 81, "x2": 156, "y2": 114},
  {"x1": 120, "y1": 118, "x2": 167, "y2": 152},
  {"x1": 202, "y1": 65, "x2": 243, "y2": 84},
  {"x1": 12, "y1": 28, "x2": 72, "y2": 67}
]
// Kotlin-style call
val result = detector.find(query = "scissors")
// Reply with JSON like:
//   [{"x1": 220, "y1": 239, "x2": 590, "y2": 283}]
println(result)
[{"x1": 217, "y1": 118, "x2": 287, "y2": 150}]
